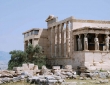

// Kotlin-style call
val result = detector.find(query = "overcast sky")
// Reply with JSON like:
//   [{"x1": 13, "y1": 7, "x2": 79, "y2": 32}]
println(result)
[{"x1": 0, "y1": 0, "x2": 110, "y2": 52}]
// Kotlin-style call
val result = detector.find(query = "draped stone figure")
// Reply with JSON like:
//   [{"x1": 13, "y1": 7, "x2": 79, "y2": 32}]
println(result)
[
  {"x1": 94, "y1": 34, "x2": 99, "y2": 51},
  {"x1": 84, "y1": 34, "x2": 88, "y2": 51},
  {"x1": 105, "y1": 35, "x2": 109, "y2": 51},
  {"x1": 78, "y1": 35, "x2": 82, "y2": 51}
]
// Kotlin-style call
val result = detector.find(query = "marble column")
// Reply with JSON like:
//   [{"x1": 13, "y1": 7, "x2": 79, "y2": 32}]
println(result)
[
  {"x1": 59, "y1": 25, "x2": 61, "y2": 57},
  {"x1": 55, "y1": 26, "x2": 57, "y2": 57},
  {"x1": 61, "y1": 23, "x2": 64, "y2": 57},
  {"x1": 70, "y1": 20, "x2": 73, "y2": 57},
  {"x1": 105, "y1": 34, "x2": 109, "y2": 52},
  {"x1": 84, "y1": 34, "x2": 88, "y2": 51},
  {"x1": 64, "y1": 23, "x2": 66, "y2": 57},
  {"x1": 94, "y1": 34, "x2": 99, "y2": 51},
  {"x1": 50, "y1": 27, "x2": 53, "y2": 57},
  {"x1": 66, "y1": 21, "x2": 69, "y2": 57},
  {"x1": 53, "y1": 26, "x2": 55, "y2": 57},
  {"x1": 57, "y1": 25, "x2": 60, "y2": 57}
]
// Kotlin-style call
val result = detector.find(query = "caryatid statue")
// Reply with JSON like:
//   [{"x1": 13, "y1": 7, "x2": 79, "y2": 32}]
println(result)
[
  {"x1": 78, "y1": 35, "x2": 82, "y2": 51},
  {"x1": 84, "y1": 34, "x2": 88, "y2": 51},
  {"x1": 105, "y1": 34, "x2": 109, "y2": 52},
  {"x1": 94, "y1": 34, "x2": 99, "y2": 51}
]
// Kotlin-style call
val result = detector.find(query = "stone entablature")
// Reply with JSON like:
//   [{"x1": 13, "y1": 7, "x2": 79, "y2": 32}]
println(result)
[
  {"x1": 73, "y1": 19, "x2": 110, "y2": 24},
  {"x1": 73, "y1": 27, "x2": 110, "y2": 35}
]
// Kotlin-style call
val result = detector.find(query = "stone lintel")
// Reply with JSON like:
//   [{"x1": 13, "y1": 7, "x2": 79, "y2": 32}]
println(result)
[{"x1": 73, "y1": 29, "x2": 110, "y2": 35}]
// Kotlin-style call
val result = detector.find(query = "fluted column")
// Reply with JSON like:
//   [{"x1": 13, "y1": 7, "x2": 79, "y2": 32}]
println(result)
[
  {"x1": 57, "y1": 25, "x2": 60, "y2": 57},
  {"x1": 61, "y1": 23, "x2": 64, "y2": 57},
  {"x1": 50, "y1": 27, "x2": 53, "y2": 57},
  {"x1": 59, "y1": 25, "x2": 61, "y2": 57},
  {"x1": 66, "y1": 21, "x2": 69, "y2": 57},
  {"x1": 49, "y1": 28, "x2": 52, "y2": 57},
  {"x1": 53, "y1": 26, "x2": 55, "y2": 57},
  {"x1": 55, "y1": 26, "x2": 57, "y2": 57},
  {"x1": 70, "y1": 20, "x2": 73, "y2": 57}
]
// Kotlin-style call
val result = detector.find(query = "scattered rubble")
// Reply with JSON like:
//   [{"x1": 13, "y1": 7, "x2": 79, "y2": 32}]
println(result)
[{"x1": 0, "y1": 64, "x2": 110, "y2": 85}]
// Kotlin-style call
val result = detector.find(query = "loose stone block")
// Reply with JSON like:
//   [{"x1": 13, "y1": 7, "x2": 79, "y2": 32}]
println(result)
[
  {"x1": 33, "y1": 65, "x2": 38, "y2": 70},
  {"x1": 65, "y1": 65, "x2": 72, "y2": 70},
  {"x1": 52, "y1": 66, "x2": 60, "y2": 70},
  {"x1": 22, "y1": 64, "x2": 29, "y2": 70},
  {"x1": 13, "y1": 67, "x2": 22, "y2": 71},
  {"x1": 28, "y1": 63, "x2": 34, "y2": 70}
]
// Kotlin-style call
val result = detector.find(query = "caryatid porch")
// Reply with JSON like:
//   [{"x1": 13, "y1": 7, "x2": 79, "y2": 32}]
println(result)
[
  {"x1": 72, "y1": 27, "x2": 110, "y2": 70},
  {"x1": 73, "y1": 27, "x2": 110, "y2": 52}
]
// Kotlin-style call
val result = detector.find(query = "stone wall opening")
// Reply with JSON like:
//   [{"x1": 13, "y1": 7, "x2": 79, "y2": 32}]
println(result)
[
  {"x1": 88, "y1": 33, "x2": 95, "y2": 50},
  {"x1": 29, "y1": 39, "x2": 32, "y2": 44}
]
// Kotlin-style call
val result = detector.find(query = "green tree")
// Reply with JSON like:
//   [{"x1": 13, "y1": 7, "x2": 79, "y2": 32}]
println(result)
[
  {"x1": 26, "y1": 44, "x2": 46, "y2": 68},
  {"x1": 8, "y1": 50, "x2": 27, "y2": 70},
  {"x1": 25, "y1": 43, "x2": 34, "y2": 62},
  {"x1": 8, "y1": 44, "x2": 46, "y2": 69}
]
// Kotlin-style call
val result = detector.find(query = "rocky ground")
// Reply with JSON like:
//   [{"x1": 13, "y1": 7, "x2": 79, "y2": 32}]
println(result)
[{"x1": 0, "y1": 64, "x2": 110, "y2": 85}]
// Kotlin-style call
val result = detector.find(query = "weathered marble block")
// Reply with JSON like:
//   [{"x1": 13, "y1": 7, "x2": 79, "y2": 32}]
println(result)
[
  {"x1": 28, "y1": 63, "x2": 34, "y2": 70},
  {"x1": 52, "y1": 66, "x2": 60, "y2": 70},
  {"x1": 33, "y1": 65, "x2": 38, "y2": 71},
  {"x1": 22, "y1": 64, "x2": 29, "y2": 70},
  {"x1": 13, "y1": 67, "x2": 22, "y2": 71},
  {"x1": 65, "y1": 65, "x2": 72, "y2": 70}
]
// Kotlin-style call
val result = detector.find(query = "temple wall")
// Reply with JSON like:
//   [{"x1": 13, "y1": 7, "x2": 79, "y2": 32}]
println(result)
[
  {"x1": 49, "y1": 52, "x2": 85, "y2": 69},
  {"x1": 84, "y1": 52, "x2": 110, "y2": 70},
  {"x1": 85, "y1": 52, "x2": 110, "y2": 64},
  {"x1": 49, "y1": 58, "x2": 73, "y2": 68},
  {"x1": 72, "y1": 52, "x2": 85, "y2": 69},
  {"x1": 23, "y1": 29, "x2": 48, "y2": 56}
]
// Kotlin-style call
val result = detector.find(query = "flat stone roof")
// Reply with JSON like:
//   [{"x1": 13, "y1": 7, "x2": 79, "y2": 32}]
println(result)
[{"x1": 22, "y1": 28, "x2": 46, "y2": 34}]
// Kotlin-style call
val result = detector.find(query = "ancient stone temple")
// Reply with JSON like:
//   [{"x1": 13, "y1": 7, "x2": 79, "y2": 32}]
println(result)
[{"x1": 23, "y1": 15, "x2": 110, "y2": 70}]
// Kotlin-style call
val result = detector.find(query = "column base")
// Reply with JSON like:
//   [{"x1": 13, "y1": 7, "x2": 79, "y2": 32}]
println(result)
[
  {"x1": 105, "y1": 50, "x2": 109, "y2": 52},
  {"x1": 83, "y1": 50, "x2": 89, "y2": 51},
  {"x1": 95, "y1": 50, "x2": 100, "y2": 51}
]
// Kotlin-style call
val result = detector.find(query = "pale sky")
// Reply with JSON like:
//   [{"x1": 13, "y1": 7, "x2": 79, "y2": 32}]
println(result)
[{"x1": 0, "y1": 0, "x2": 110, "y2": 52}]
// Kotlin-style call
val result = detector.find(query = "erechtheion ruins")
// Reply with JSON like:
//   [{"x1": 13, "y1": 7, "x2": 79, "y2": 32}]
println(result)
[{"x1": 23, "y1": 15, "x2": 110, "y2": 70}]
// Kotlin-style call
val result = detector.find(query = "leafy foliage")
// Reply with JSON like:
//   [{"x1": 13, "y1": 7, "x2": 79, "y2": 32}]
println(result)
[
  {"x1": 8, "y1": 44, "x2": 46, "y2": 70},
  {"x1": 8, "y1": 50, "x2": 27, "y2": 70}
]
